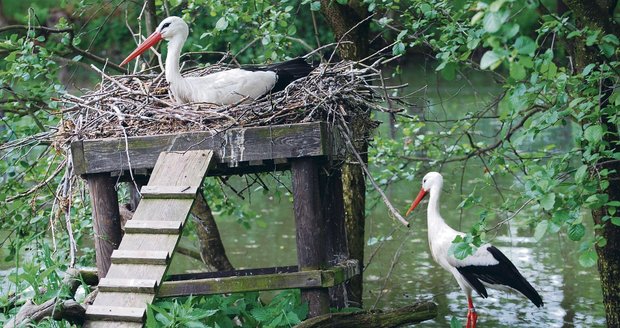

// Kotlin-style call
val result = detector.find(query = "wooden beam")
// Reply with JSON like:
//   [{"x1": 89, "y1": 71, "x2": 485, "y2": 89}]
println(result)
[
  {"x1": 291, "y1": 158, "x2": 330, "y2": 318},
  {"x1": 157, "y1": 262, "x2": 359, "y2": 297},
  {"x1": 85, "y1": 306, "x2": 145, "y2": 322},
  {"x1": 97, "y1": 278, "x2": 158, "y2": 293},
  {"x1": 72, "y1": 122, "x2": 329, "y2": 175},
  {"x1": 86, "y1": 173, "x2": 122, "y2": 278},
  {"x1": 122, "y1": 220, "x2": 183, "y2": 234},
  {"x1": 140, "y1": 185, "x2": 199, "y2": 199},
  {"x1": 110, "y1": 250, "x2": 169, "y2": 265}
]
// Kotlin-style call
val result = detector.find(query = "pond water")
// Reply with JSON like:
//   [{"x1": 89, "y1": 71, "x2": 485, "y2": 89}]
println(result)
[{"x1": 173, "y1": 61, "x2": 606, "y2": 327}]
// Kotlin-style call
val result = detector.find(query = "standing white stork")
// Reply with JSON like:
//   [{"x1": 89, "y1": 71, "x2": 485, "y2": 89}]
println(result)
[
  {"x1": 120, "y1": 16, "x2": 314, "y2": 105},
  {"x1": 406, "y1": 172, "x2": 543, "y2": 328}
]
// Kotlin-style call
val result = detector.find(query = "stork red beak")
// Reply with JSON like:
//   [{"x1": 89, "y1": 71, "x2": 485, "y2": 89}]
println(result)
[
  {"x1": 120, "y1": 31, "x2": 163, "y2": 66},
  {"x1": 405, "y1": 187, "x2": 427, "y2": 216}
]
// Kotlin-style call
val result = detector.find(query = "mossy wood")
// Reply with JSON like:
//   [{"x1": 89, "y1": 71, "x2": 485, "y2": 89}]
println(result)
[
  {"x1": 71, "y1": 122, "x2": 339, "y2": 177},
  {"x1": 157, "y1": 260, "x2": 359, "y2": 297},
  {"x1": 84, "y1": 150, "x2": 213, "y2": 327}
]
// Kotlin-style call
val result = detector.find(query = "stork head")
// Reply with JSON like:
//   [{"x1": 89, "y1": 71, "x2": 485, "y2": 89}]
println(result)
[
  {"x1": 120, "y1": 16, "x2": 189, "y2": 66},
  {"x1": 405, "y1": 172, "x2": 443, "y2": 216}
]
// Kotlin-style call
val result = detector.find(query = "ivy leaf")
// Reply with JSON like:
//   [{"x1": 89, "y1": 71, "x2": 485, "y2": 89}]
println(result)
[
  {"x1": 578, "y1": 249, "x2": 598, "y2": 267},
  {"x1": 584, "y1": 124, "x2": 604, "y2": 144},
  {"x1": 483, "y1": 11, "x2": 505, "y2": 33},
  {"x1": 534, "y1": 220, "x2": 548, "y2": 241},
  {"x1": 568, "y1": 223, "x2": 586, "y2": 241},
  {"x1": 449, "y1": 241, "x2": 474, "y2": 260},
  {"x1": 611, "y1": 217, "x2": 620, "y2": 226},
  {"x1": 480, "y1": 50, "x2": 501, "y2": 69},
  {"x1": 514, "y1": 36, "x2": 536, "y2": 55},
  {"x1": 509, "y1": 61, "x2": 526, "y2": 80},
  {"x1": 310, "y1": 1, "x2": 321, "y2": 11}
]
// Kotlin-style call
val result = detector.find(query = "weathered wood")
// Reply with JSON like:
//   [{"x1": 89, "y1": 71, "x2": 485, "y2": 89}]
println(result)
[
  {"x1": 291, "y1": 158, "x2": 330, "y2": 318},
  {"x1": 84, "y1": 320, "x2": 143, "y2": 328},
  {"x1": 111, "y1": 250, "x2": 169, "y2": 265},
  {"x1": 140, "y1": 185, "x2": 199, "y2": 199},
  {"x1": 91, "y1": 291, "x2": 155, "y2": 308},
  {"x1": 294, "y1": 302, "x2": 438, "y2": 328},
  {"x1": 98, "y1": 278, "x2": 158, "y2": 293},
  {"x1": 123, "y1": 220, "x2": 184, "y2": 234},
  {"x1": 320, "y1": 167, "x2": 351, "y2": 308},
  {"x1": 130, "y1": 198, "x2": 194, "y2": 222},
  {"x1": 2, "y1": 298, "x2": 86, "y2": 328},
  {"x1": 104, "y1": 264, "x2": 168, "y2": 284},
  {"x1": 86, "y1": 173, "x2": 122, "y2": 278},
  {"x1": 85, "y1": 305, "x2": 145, "y2": 322},
  {"x1": 72, "y1": 122, "x2": 329, "y2": 175},
  {"x1": 158, "y1": 262, "x2": 359, "y2": 297}
]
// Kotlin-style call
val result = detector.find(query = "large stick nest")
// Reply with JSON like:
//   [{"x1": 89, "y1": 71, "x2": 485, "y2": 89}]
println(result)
[{"x1": 56, "y1": 59, "x2": 392, "y2": 144}]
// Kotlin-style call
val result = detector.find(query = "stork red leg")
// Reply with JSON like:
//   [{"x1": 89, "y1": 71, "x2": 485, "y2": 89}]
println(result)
[{"x1": 466, "y1": 296, "x2": 478, "y2": 328}]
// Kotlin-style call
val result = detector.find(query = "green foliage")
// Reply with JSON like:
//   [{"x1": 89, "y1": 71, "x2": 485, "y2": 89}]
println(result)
[{"x1": 147, "y1": 291, "x2": 308, "y2": 327}]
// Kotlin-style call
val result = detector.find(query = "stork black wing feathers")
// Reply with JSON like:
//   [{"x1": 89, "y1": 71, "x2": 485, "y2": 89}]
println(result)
[
  {"x1": 456, "y1": 246, "x2": 544, "y2": 307},
  {"x1": 243, "y1": 58, "x2": 315, "y2": 93}
]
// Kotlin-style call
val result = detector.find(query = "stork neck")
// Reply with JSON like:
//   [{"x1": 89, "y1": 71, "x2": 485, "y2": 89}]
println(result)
[
  {"x1": 427, "y1": 185, "x2": 446, "y2": 229},
  {"x1": 165, "y1": 36, "x2": 185, "y2": 84}
]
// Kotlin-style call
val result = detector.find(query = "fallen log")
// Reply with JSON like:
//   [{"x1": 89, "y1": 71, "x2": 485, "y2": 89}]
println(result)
[{"x1": 294, "y1": 301, "x2": 437, "y2": 328}]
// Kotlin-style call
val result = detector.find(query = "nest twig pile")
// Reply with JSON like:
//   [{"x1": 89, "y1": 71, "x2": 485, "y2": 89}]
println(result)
[{"x1": 57, "y1": 60, "x2": 393, "y2": 143}]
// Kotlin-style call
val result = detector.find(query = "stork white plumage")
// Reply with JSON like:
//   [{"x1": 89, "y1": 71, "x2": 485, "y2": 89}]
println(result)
[
  {"x1": 120, "y1": 16, "x2": 314, "y2": 105},
  {"x1": 406, "y1": 172, "x2": 543, "y2": 328}
]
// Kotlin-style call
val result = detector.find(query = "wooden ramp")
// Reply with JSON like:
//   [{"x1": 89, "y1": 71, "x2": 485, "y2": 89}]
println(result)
[{"x1": 84, "y1": 150, "x2": 213, "y2": 328}]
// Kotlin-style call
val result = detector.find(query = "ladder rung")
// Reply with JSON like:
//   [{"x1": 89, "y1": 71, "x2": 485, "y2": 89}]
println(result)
[
  {"x1": 86, "y1": 305, "x2": 145, "y2": 322},
  {"x1": 123, "y1": 220, "x2": 184, "y2": 234},
  {"x1": 111, "y1": 250, "x2": 169, "y2": 265},
  {"x1": 98, "y1": 278, "x2": 158, "y2": 293},
  {"x1": 140, "y1": 185, "x2": 198, "y2": 199}
]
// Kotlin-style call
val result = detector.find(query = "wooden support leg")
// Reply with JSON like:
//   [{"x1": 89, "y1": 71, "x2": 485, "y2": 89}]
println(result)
[
  {"x1": 86, "y1": 173, "x2": 122, "y2": 278},
  {"x1": 292, "y1": 158, "x2": 330, "y2": 318},
  {"x1": 320, "y1": 167, "x2": 350, "y2": 308}
]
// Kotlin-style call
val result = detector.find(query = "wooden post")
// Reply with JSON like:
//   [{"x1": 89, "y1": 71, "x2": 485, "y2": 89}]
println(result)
[
  {"x1": 86, "y1": 173, "x2": 122, "y2": 278},
  {"x1": 292, "y1": 158, "x2": 330, "y2": 318},
  {"x1": 320, "y1": 167, "x2": 350, "y2": 308}
]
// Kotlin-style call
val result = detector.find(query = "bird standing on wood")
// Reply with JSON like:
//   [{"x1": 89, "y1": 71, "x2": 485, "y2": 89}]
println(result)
[
  {"x1": 120, "y1": 16, "x2": 314, "y2": 105},
  {"x1": 406, "y1": 172, "x2": 543, "y2": 328}
]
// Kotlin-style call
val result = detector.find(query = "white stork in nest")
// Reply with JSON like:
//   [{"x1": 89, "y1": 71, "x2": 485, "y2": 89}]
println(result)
[{"x1": 121, "y1": 16, "x2": 314, "y2": 105}]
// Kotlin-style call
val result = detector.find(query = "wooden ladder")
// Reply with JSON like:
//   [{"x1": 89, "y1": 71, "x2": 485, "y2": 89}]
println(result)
[{"x1": 83, "y1": 150, "x2": 213, "y2": 328}]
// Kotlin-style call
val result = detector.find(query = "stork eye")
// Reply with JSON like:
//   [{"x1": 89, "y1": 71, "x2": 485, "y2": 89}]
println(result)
[{"x1": 162, "y1": 22, "x2": 171, "y2": 29}]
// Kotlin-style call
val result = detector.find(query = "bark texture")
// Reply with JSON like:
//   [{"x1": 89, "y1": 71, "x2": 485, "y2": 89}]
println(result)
[
  {"x1": 191, "y1": 193, "x2": 235, "y2": 271},
  {"x1": 320, "y1": 0, "x2": 371, "y2": 308},
  {"x1": 561, "y1": 0, "x2": 619, "y2": 326}
]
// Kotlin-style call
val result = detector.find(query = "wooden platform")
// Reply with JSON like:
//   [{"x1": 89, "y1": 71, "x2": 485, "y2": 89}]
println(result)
[
  {"x1": 84, "y1": 150, "x2": 213, "y2": 327},
  {"x1": 71, "y1": 122, "x2": 340, "y2": 177}
]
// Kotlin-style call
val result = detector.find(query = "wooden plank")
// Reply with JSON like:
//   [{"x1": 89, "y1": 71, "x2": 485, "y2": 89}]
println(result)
[
  {"x1": 86, "y1": 305, "x2": 145, "y2": 322},
  {"x1": 83, "y1": 320, "x2": 143, "y2": 328},
  {"x1": 148, "y1": 150, "x2": 213, "y2": 186},
  {"x1": 111, "y1": 250, "x2": 169, "y2": 265},
  {"x1": 131, "y1": 198, "x2": 194, "y2": 222},
  {"x1": 92, "y1": 291, "x2": 155, "y2": 308},
  {"x1": 72, "y1": 122, "x2": 328, "y2": 175},
  {"x1": 123, "y1": 220, "x2": 184, "y2": 234},
  {"x1": 140, "y1": 185, "x2": 199, "y2": 199},
  {"x1": 105, "y1": 264, "x2": 168, "y2": 284},
  {"x1": 117, "y1": 234, "x2": 179, "y2": 255},
  {"x1": 158, "y1": 270, "x2": 324, "y2": 297},
  {"x1": 98, "y1": 278, "x2": 158, "y2": 293}
]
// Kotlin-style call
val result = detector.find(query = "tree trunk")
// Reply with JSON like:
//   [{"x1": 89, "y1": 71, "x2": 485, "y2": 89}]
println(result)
[
  {"x1": 191, "y1": 193, "x2": 235, "y2": 271},
  {"x1": 320, "y1": 0, "x2": 370, "y2": 308},
  {"x1": 561, "y1": 1, "x2": 619, "y2": 326}
]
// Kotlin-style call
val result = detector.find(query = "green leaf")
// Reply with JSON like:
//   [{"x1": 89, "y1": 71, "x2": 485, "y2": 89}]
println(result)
[
  {"x1": 489, "y1": 0, "x2": 506, "y2": 12},
  {"x1": 483, "y1": 11, "x2": 505, "y2": 33},
  {"x1": 584, "y1": 125, "x2": 604, "y2": 144},
  {"x1": 449, "y1": 241, "x2": 474, "y2": 260},
  {"x1": 534, "y1": 220, "x2": 548, "y2": 241},
  {"x1": 336, "y1": 0, "x2": 348, "y2": 4},
  {"x1": 215, "y1": 17, "x2": 228, "y2": 31},
  {"x1": 480, "y1": 50, "x2": 501, "y2": 70},
  {"x1": 392, "y1": 42, "x2": 406, "y2": 56},
  {"x1": 450, "y1": 316, "x2": 463, "y2": 328},
  {"x1": 575, "y1": 165, "x2": 588, "y2": 183},
  {"x1": 514, "y1": 36, "x2": 536, "y2": 55},
  {"x1": 578, "y1": 249, "x2": 598, "y2": 267},
  {"x1": 540, "y1": 193, "x2": 556, "y2": 211},
  {"x1": 611, "y1": 217, "x2": 620, "y2": 226},
  {"x1": 310, "y1": 1, "x2": 321, "y2": 11},
  {"x1": 509, "y1": 61, "x2": 526, "y2": 80},
  {"x1": 568, "y1": 223, "x2": 586, "y2": 241}
]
